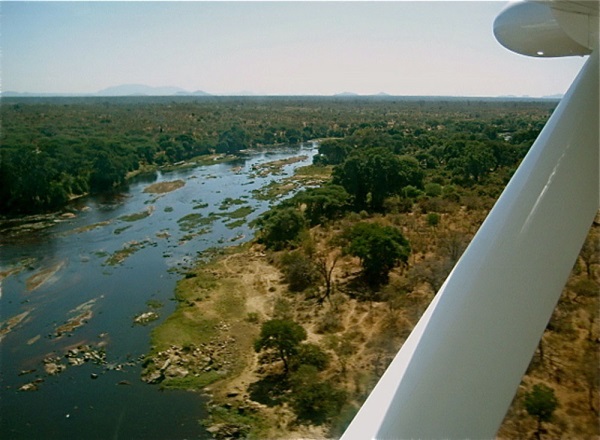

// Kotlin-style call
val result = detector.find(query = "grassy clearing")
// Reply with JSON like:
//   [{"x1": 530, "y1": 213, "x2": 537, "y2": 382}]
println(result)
[
  {"x1": 252, "y1": 180, "x2": 299, "y2": 201},
  {"x1": 151, "y1": 310, "x2": 220, "y2": 352},
  {"x1": 294, "y1": 164, "x2": 333, "y2": 179},
  {"x1": 145, "y1": 243, "x2": 261, "y2": 392},
  {"x1": 161, "y1": 371, "x2": 223, "y2": 390}
]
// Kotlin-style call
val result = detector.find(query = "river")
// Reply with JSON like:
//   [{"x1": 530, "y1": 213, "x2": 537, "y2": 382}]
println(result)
[{"x1": 0, "y1": 144, "x2": 317, "y2": 439}]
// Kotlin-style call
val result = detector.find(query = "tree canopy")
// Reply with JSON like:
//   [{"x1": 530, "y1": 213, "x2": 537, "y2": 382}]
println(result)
[
  {"x1": 343, "y1": 222, "x2": 411, "y2": 287},
  {"x1": 333, "y1": 147, "x2": 423, "y2": 211},
  {"x1": 524, "y1": 383, "x2": 559, "y2": 439},
  {"x1": 255, "y1": 207, "x2": 307, "y2": 251},
  {"x1": 254, "y1": 319, "x2": 307, "y2": 372}
]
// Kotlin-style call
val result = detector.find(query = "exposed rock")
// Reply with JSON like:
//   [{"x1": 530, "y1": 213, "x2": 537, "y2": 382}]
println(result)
[
  {"x1": 206, "y1": 422, "x2": 250, "y2": 440},
  {"x1": 67, "y1": 357, "x2": 85, "y2": 366},
  {"x1": 143, "y1": 370, "x2": 164, "y2": 384},
  {"x1": 19, "y1": 382, "x2": 39, "y2": 392},
  {"x1": 133, "y1": 311, "x2": 159, "y2": 325},
  {"x1": 164, "y1": 365, "x2": 189, "y2": 379},
  {"x1": 43, "y1": 361, "x2": 66, "y2": 376}
]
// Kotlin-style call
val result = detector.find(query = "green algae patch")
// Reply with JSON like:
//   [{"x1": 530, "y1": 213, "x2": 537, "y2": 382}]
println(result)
[
  {"x1": 223, "y1": 206, "x2": 255, "y2": 220},
  {"x1": 114, "y1": 225, "x2": 132, "y2": 235},
  {"x1": 219, "y1": 197, "x2": 245, "y2": 210},
  {"x1": 104, "y1": 239, "x2": 155, "y2": 266},
  {"x1": 177, "y1": 213, "x2": 219, "y2": 232},
  {"x1": 225, "y1": 219, "x2": 246, "y2": 230},
  {"x1": 119, "y1": 206, "x2": 155, "y2": 222}
]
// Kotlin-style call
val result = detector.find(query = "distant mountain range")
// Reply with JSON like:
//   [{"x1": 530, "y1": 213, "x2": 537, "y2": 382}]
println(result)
[
  {"x1": 0, "y1": 85, "x2": 564, "y2": 99},
  {"x1": 1, "y1": 84, "x2": 212, "y2": 97},
  {"x1": 96, "y1": 84, "x2": 211, "y2": 96}
]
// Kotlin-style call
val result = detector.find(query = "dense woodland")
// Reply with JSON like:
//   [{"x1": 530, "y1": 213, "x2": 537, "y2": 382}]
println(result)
[
  {"x1": 4, "y1": 96, "x2": 596, "y2": 439},
  {"x1": 1, "y1": 96, "x2": 548, "y2": 215}
]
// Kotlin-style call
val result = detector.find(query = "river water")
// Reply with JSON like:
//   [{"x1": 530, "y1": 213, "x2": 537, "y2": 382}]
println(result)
[{"x1": 0, "y1": 144, "x2": 317, "y2": 439}]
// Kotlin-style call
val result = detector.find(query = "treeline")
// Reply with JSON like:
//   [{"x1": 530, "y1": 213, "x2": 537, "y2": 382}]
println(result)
[
  {"x1": 255, "y1": 102, "x2": 546, "y2": 256},
  {"x1": 0, "y1": 96, "x2": 553, "y2": 215}
]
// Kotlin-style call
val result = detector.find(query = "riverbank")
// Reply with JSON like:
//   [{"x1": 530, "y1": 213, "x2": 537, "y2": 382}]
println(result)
[
  {"x1": 145, "y1": 204, "x2": 600, "y2": 438},
  {"x1": 142, "y1": 241, "x2": 336, "y2": 439}
]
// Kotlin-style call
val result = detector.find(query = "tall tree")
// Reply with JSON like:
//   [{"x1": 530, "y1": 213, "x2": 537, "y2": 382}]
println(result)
[
  {"x1": 343, "y1": 222, "x2": 411, "y2": 287},
  {"x1": 256, "y1": 207, "x2": 307, "y2": 251},
  {"x1": 333, "y1": 147, "x2": 423, "y2": 211},
  {"x1": 254, "y1": 319, "x2": 307, "y2": 373}
]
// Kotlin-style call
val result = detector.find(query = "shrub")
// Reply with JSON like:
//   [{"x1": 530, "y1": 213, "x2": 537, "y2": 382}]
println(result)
[
  {"x1": 289, "y1": 365, "x2": 347, "y2": 425},
  {"x1": 343, "y1": 222, "x2": 411, "y2": 287},
  {"x1": 280, "y1": 252, "x2": 319, "y2": 292},
  {"x1": 291, "y1": 343, "x2": 330, "y2": 371}
]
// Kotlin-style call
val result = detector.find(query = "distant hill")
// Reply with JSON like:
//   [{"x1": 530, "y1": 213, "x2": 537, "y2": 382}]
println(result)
[
  {"x1": 334, "y1": 91, "x2": 360, "y2": 97},
  {"x1": 1, "y1": 85, "x2": 212, "y2": 98},
  {"x1": 97, "y1": 84, "x2": 211, "y2": 96}
]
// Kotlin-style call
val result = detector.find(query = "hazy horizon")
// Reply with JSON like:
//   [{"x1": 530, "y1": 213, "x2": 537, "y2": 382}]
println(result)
[{"x1": 2, "y1": 1, "x2": 588, "y2": 98}]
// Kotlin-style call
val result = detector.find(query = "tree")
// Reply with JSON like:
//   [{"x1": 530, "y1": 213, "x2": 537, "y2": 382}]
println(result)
[
  {"x1": 254, "y1": 319, "x2": 307, "y2": 373},
  {"x1": 89, "y1": 148, "x2": 128, "y2": 192},
  {"x1": 289, "y1": 365, "x2": 347, "y2": 425},
  {"x1": 256, "y1": 207, "x2": 307, "y2": 251},
  {"x1": 291, "y1": 343, "x2": 330, "y2": 371},
  {"x1": 447, "y1": 141, "x2": 497, "y2": 183},
  {"x1": 333, "y1": 148, "x2": 423, "y2": 211},
  {"x1": 280, "y1": 252, "x2": 319, "y2": 292},
  {"x1": 343, "y1": 222, "x2": 411, "y2": 287},
  {"x1": 524, "y1": 383, "x2": 559, "y2": 439},
  {"x1": 315, "y1": 252, "x2": 340, "y2": 304},
  {"x1": 333, "y1": 152, "x2": 370, "y2": 210},
  {"x1": 289, "y1": 185, "x2": 349, "y2": 226},
  {"x1": 216, "y1": 125, "x2": 248, "y2": 154},
  {"x1": 314, "y1": 139, "x2": 351, "y2": 165}
]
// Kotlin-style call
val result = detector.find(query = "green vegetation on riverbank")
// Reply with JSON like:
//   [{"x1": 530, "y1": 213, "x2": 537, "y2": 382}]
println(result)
[{"x1": 1, "y1": 96, "x2": 552, "y2": 215}]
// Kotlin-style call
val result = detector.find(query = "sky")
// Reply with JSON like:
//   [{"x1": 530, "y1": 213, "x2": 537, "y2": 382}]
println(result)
[{"x1": 0, "y1": 1, "x2": 589, "y2": 97}]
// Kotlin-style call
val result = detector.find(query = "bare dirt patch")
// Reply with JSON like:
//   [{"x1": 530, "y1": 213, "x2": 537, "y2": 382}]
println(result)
[{"x1": 143, "y1": 180, "x2": 185, "y2": 194}]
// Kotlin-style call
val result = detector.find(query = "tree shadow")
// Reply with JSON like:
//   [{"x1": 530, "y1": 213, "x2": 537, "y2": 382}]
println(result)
[
  {"x1": 338, "y1": 277, "x2": 383, "y2": 302},
  {"x1": 247, "y1": 373, "x2": 289, "y2": 407}
]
